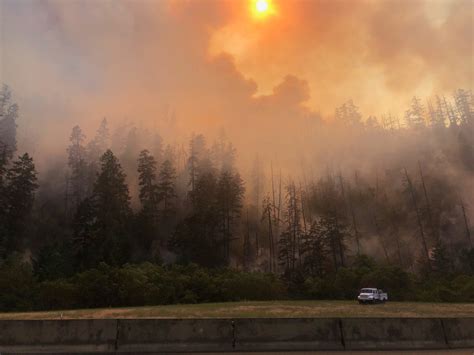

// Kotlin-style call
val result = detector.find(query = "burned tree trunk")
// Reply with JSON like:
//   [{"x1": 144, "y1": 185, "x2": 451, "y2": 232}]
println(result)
[
  {"x1": 418, "y1": 161, "x2": 438, "y2": 243},
  {"x1": 339, "y1": 173, "x2": 361, "y2": 254},
  {"x1": 460, "y1": 199, "x2": 472, "y2": 248},
  {"x1": 404, "y1": 168, "x2": 431, "y2": 270}
]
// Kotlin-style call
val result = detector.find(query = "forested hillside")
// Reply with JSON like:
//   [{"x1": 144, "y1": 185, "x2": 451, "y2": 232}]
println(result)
[{"x1": 0, "y1": 85, "x2": 473, "y2": 311}]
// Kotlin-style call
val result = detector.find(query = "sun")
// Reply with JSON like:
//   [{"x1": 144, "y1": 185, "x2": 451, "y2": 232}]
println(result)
[
  {"x1": 252, "y1": 0, "x2": 274, "y2": 18},
  {"x1": 256, "y1": 0, "x2": 269, "y2": 13}
]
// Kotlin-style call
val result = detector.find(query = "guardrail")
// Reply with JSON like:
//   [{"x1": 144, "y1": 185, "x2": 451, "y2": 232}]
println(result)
[{"x1": 0, "y1": 317, "x2": 472, "y2": 353}]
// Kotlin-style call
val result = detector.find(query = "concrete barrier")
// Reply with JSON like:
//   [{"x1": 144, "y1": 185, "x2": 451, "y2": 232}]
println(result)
[
  {"x1": 234, "y1": 318, "x2": 343, "y2": 351},
  {"x1": 442, "y1": 318, "x2": 474, "y2": 348},
  {"x1": 0, "y1": 319, "x2": 117, "y2": 353},
  {"x1": 117, "y1": 319, "x2": 234, "y2": 352},
  {"x1": 0, "y1": 317, "x2": 472, "y2": 353},
  {"x1": 342, "y1": 318, "x2": 448, "y2": 350}
]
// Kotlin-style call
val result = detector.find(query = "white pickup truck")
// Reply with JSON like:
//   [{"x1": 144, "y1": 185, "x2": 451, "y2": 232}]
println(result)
[{"x1": 357, "y1": 288, "x2": 388, "y2": 304}]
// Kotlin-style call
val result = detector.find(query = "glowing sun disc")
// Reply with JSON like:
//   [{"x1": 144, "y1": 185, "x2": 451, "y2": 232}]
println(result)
[{"x1": 256, "y1": 0, "x2": 269, "y2": 13}]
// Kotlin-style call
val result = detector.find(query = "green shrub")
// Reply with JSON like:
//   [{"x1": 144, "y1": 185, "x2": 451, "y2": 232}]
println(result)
[
  {"x1": 0, "y1": 256, "x2": 36, "y2": 311},
  {"x1": 37, "y1": 279, "x2": 77, "y2": 310}
]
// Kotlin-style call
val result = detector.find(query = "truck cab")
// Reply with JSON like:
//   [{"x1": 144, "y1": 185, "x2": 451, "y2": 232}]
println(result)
[{"x1": 357, "y1": 288, "x2": 388, "y2": 304}]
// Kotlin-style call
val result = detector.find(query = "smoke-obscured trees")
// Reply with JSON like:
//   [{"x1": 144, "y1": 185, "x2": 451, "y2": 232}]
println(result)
[
  {"x1": 0, "y1": 85, "x2": 18, "y2": 164},
  {"x1": 67, "y1": 126, "x2": 89, "y2": 209},
  {"x1": 73, "y1": 150, "x2": 131, "y2": 268},
  {"x1": 1, "y1": 153, "x2": 38, "y2": 256}
]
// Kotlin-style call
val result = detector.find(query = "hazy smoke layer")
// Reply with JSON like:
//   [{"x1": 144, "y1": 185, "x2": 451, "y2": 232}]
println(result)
[{"x1": 1, "y1": 0, "x2": 473, "y2": 170}]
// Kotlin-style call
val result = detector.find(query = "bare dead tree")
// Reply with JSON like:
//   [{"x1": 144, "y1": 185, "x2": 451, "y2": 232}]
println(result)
[
  {"x1": 339, "y1": 173, "x2": 361, "y2": 254},
  {"x1": 299, "y1": 181, "x2": 308, "y2": 235},
  {"x1": 418, "y1": 161, "x2": 438, "y2": 243},
  {"x1": 373, "y1": 214, "x2": 390, "y2": 264},
  {"x1": 262, "y1": 196, "x2": 275, "y2": 272},
  {"x1": 460, "y1": 199, "x2": 472, "y2": 248},
  {"x1": 404, "y1": 168, "x2": 431, "y2": 270},
  {"x1": 243, "y1": 208, "x2": 251, "y2": 270}
]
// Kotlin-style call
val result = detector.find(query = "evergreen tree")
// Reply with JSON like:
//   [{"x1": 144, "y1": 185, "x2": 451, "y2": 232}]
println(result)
[
  {"x1": 442, "y1": 96, "x2": 458, "y2": 127},
  {"x1": 187, "y1": 134, "x2": 207, "y2": 194},
  {"x1": 454, "y1": 89, "x2": 473, "y2": 126},
  {"x1": 320, "y1": 214, "x2": 348, "y2": 271},
  {"x1": 157, "y1": 159, "x2": 177, "y2": 220},
  {"x1": 2, "y1": 153, "x2": 38, "y2": 255},
  {"x1": 335, "y1": 100, "x2": 362, "y2": 126},
  {"x1": 170, "y1": 169, "x2": 222, "y2": 267},
  {"x1": 87, "y1": 118, "x2": 110, "y2": 163},
  {"x1": 405, "y1": 96, "x2": 426, "y2": 129},
  {"x1": 67, "y1": 125, "x2": 88, "y2": 207},
  {"x1": 0, "y1": 86, "x2": 18, "y2": 215},
  {"x1": 216, "y1": 170, "x2": 245, "y2": 262},
  {"x1": 72, "y1": 197, "x2": 99, "y2": 270},
  {"x1": 432, "y1": 95, "x2": 447, "y2": 127},
  {"x1": 262, "y1": 195, "x2": 276, "y2": 272},
  {"x1": 92, "y1": 150, "x2": 131, "y2": 265},
  {"x1": 0, "y1": 85, "x2": 17, "y2": 163},
  {"x1": 211, "y1": 136, "x2": 236, "y2": 173},
  {"x1": 137, "y1": 149, "x2": 159, "y2": 216},
  {"x1": 278, "y1": 181, "x2": 302, "y2": 273},
  {"x1": 301, "y1": 220, "x2": 327, "y2": 278}
]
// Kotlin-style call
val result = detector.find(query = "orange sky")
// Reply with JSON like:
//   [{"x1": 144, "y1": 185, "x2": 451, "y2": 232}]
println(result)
[{"x1": 1, "y1": 0, "x2": 473, "y2": 164}]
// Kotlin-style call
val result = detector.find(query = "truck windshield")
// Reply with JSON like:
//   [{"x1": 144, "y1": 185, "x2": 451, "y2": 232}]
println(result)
[{"x1": 360, "y1": 289, "x2": 374, "y2": 293}]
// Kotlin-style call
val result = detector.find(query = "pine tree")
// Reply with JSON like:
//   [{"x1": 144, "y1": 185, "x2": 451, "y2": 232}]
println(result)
[
  {"x1": 135, "y1": 149, "x2": 161, "y2": 256},
  {"x1": 405, "y1": 96, "x2": 426, "y2": 129},
  {"x1": 92, "y1": 150, "x2": 131, "y2": 265},
  {"x1": 335, "y1": 100, "x2": 362, "y2": 126},
  {"x1": 0, "y1": 86, "x2": 19, "y2": 258},
  {"x1": 278, "y1": 181, "x2": 302, "y2": 273},
  {"x1": 67, "y1": 125, "x2": 88, "y2": 207},
  {"x1": 216, "y1": 170, "x2": 245, "y2": 263},
  {"x1": 157, "y1": 159, "x2": 177, "y2": 220},
  {"x1": 187, "y1": 134, "x2": 207, "y2": 194},
  {"x1": 72, "y1": 197, "x2": 98, "y2": 270},
  {"x1": 301, "y1": 220, "x2": 327, "y2": 278},
  {"x1": 211, "y1": 136, "x2": 236, "y2": 173},
  {"x1": 320, "y1": 214, "x2": 348, "y2": 271},
  {"x1": 137, "y1": 149, "x2": 159, "y2": 216},
  {"x1": 442, "y1": 96, "x2": 458, "y2": 127},
  {"x1": 0, "y1": 85, "x2": 17, "y2": 163},
  {"x1": 87, "y1": 118, "x2": 110, "y2": 163},
  {"x1": 433, "y1": 95, "x2": 447, "y2": 127},
  {"x1": 2, "y1": 153, "x2": 38, "y2": 254},
  {"x1": 454, "y1": 89, "x2": 473, "y2": 126},
  {"x1": 262, "y1": 196, "x2": 276, "y2": 272},
  {"x1": 170, "y1": 168, "x2": 222, "y2": 267},
  {"x1": 278, "y1": 231, "x2": 293, "y2": 274}
]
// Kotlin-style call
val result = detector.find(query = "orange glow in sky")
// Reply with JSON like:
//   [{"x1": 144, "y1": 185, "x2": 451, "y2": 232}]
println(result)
[{"x1": 252, "y1": 0, "x2": 275, "y2": 19}]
